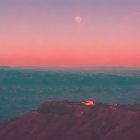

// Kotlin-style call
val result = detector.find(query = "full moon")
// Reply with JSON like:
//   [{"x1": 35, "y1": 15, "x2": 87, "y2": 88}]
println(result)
[{"x1": 75, "y1": 16, "x2": 82, "y2": 23}]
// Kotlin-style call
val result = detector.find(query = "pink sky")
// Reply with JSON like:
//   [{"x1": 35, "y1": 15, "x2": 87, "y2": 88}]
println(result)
[{"x1": 0, "y1": 0, "x2": 140, "y2": 67}]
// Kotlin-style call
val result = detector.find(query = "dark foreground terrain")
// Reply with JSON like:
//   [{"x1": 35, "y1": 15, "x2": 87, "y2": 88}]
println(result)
[{"x1": 0, "y1": 101, "x2": 140, "y2": 140}]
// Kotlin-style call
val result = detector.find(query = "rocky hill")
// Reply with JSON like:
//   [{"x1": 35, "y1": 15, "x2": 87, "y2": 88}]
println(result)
[{"x1": 0, "y1": 101, "x2": 140, "y2": 140}]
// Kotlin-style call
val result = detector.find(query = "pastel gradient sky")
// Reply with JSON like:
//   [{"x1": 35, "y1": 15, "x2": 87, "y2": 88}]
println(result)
[{"x1": 0, "y1": 0, "x2": 140, "y2": 67}]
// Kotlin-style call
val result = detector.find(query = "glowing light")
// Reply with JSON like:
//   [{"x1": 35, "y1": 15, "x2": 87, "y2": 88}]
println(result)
[{"x1": 81, "y1": 101, "x2": 96, "y2": 106}]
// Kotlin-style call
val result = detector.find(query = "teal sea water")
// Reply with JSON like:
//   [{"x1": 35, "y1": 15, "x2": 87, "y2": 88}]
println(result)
[{"x1": 0, "y1": 68, "x2": 140, "y2": 122}]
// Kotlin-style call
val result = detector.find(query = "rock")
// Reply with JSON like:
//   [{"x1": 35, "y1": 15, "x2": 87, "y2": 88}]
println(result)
[{"x1": 0, "y1": 101, "x2": 140, "y2": 140}]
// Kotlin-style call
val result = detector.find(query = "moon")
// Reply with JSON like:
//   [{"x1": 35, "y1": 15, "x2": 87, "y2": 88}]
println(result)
[{"x1": 75, "y1": 16, "x2": 82, "y2": 23}]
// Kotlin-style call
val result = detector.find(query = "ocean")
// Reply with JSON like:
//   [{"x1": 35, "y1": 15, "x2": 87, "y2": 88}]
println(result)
[{"x1": 0, "y1": 68, "x2": 140, "y2": 122}]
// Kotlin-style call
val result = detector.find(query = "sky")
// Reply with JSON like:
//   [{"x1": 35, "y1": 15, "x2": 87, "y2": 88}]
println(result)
[{"x1": 0, "y1": 0, "x2": 140, "y2": 67}]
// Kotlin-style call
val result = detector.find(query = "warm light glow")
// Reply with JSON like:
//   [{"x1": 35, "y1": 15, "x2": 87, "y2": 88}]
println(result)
[{"x1": 81, "y1": 101, "x2": 96, "y2": 106}]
